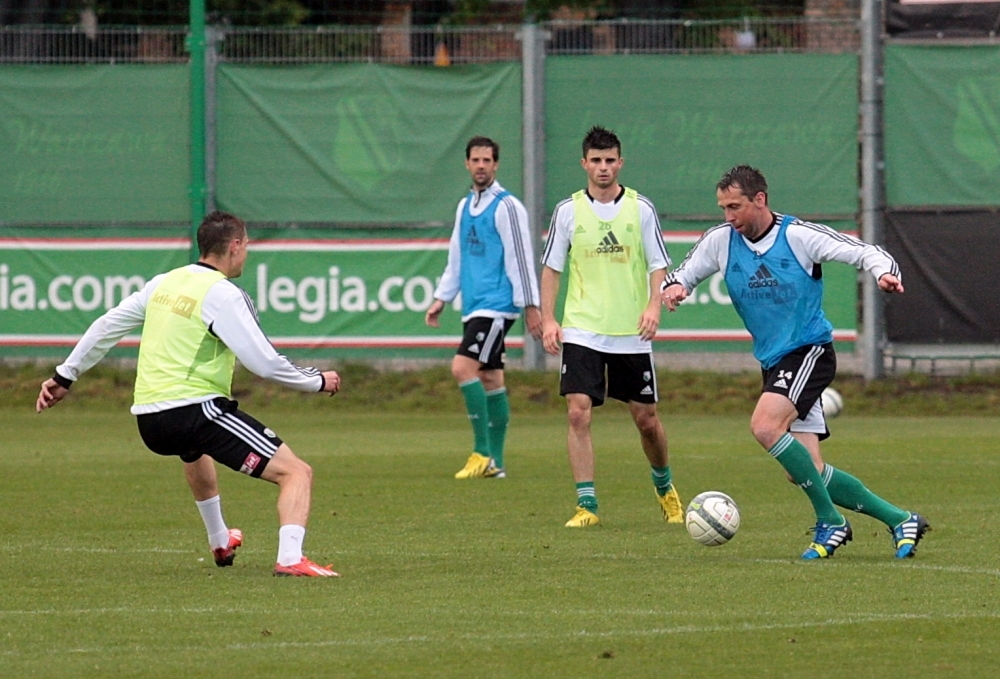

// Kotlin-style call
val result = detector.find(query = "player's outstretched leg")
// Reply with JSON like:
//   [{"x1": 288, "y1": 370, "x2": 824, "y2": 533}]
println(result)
[
  {"x1": 819, "y1": 464, "x2": 929, "y2": 558},
  {"x1": 262, "y1": 444, "x2": 339, "y2": 577}
]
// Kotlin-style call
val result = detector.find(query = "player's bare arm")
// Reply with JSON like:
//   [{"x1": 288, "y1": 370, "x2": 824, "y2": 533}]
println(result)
[
  {"x1": 540, "y1": 267, "x2": 563, "y2": 355},
  {"x1": 524, "y1": 305, "x2": 543, "y2": 340},
  {"x1": 878, "y1": 273, "x2": 904, "y2": 294},
  {"x1": 425, "y1": 299, "x2": 446, "y2": 328},
  {"x1": 638, "y1": 269, "x2": 666, "y2": 340},
  {"x1": 661, "y1": 282, "x2": 689, "y2": 312}
]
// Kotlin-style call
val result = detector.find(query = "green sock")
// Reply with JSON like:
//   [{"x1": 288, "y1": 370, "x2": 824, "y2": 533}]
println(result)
[
  {"x1": 768, "y1": 434, "x2": 844, "y2": 525},
  {"x1": 486, "y1": 388, "x2": 510, "y2": 469},
  {"x1": 651, "y1": 465, "x2": 673, "y2": 497},
  {"x1": 822, "y1": 464, "x2": 910, "y2": 527},
  {"x1": 576, "y1": 482, "x2": 597, "y2": 512},
  {"x1": 459, "y1": 378, "x2": 491, "y2": 456}
]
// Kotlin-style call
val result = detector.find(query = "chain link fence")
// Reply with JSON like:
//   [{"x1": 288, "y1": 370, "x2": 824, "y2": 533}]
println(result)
[{"x1": 1, "y1": 18, "x2": 859, "y2": 64}]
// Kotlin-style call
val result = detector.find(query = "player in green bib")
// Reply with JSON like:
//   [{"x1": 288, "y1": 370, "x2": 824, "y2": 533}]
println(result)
[
  {"x1": 37, "y1": 212, "x2": 342, "y2": 577},
  {"x1": 540, "y1": 126, "x2": 683, "y2": 528}
]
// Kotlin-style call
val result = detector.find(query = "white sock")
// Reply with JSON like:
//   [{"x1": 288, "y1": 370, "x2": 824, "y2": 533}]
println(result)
[
  {"x1": 277, "y1": 525, "x2": 306, "y2": 567},
  {"x1": 195, "y1": 496, "x2": 229, "y2": 550}
]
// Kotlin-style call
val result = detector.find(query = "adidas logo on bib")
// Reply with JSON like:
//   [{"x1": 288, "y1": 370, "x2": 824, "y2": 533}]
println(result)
[{"x1": 596, "y1": 231, "x2": 624, "y2": 254}]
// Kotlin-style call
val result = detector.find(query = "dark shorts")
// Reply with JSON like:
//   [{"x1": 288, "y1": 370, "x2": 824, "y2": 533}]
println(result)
[
  {"x1": 559, "y1": 342, "x2": 658, "y2": 407},
  {"x1": 457, "y1": 316, "x2": 515, "y2": 370},
  {"x1": 762, "y1": 343, "x2": 836, "y2": 420},
  {"x1": 135, "y1": 397, "x2": 283, "y2": 478}
]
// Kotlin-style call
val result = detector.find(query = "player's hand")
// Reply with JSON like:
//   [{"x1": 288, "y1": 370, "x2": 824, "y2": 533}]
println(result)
[
  {"x1": 320, "y1": 370, "x2": 341, "y2": 396},
  {"x1": 660, "y1": 283, "x2": 688, "y2": 312},
  {"x1": 524, "y1": 306, "x2": 543, "y2": 340},
  {"x1": 638, "y1": 304, "x2": 661, "y2": 342},
  {"x1": 542, "y1": 318, "x2": 563, "y2": 356},
  {"x1": 424, "y1": 299, "x2": 445, "y2": 328},
  {"x1": 36, "y1": 378, "x2": 68, "y2": 413},
  {"x1": 878, "y1": 273, "x2": 904, "y2": 294}
]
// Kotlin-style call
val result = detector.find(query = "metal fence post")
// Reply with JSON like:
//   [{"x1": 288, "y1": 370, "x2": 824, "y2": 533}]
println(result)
[
  {"x1": 520, "y1": 21, "x2": 548, "y2": 371},
  {"x1": 860, "y1": 0, "x2": 886, "y2": 379},
  {"x1": 187, "y1": 0, "x2": 207, "y2": 262},
  {"x1": 204, "y1": 26, "x2": 220, "y2": 214}
]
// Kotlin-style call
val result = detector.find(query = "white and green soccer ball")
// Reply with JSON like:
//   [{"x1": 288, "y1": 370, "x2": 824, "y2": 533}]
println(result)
[
  {"x1": 821, "y1": 387, "x2": 844, "y2": 419},
  {"x1": 685, "y1": 491, "x2": 740, "y2": 546}
]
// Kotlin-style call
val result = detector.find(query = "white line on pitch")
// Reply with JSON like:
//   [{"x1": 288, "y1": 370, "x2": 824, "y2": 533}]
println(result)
[{"x1": 6, "y1": 611, "x2": 996, "y2": 657}]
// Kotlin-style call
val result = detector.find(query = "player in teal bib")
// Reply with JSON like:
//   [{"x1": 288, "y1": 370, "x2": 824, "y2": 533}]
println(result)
[
  {"x1": 663, "y1": 166, "x2": 928, "y2": 560},
  {"x1": 725, "y1": 213, "x2": 833, "y2": 370},
  {"x1": 426, "y1": 136, "x2": 542, "y2": 480}
]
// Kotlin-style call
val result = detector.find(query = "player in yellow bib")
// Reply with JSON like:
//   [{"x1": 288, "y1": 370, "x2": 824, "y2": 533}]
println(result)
[
  {"x1": 36, "y1": 212, "x2": 341, "y2": 577},
  {"x1": 540, "y1": 126, "x2": 683, "y2": 527}
]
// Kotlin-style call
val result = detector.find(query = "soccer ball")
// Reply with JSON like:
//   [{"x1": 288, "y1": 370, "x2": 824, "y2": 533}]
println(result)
[
  {"x1": 821, "y1": 387, "x2": 844, "y2": 419},
  {"x1": 685, "y1": 491, "x2": 740, "y2": 546}
]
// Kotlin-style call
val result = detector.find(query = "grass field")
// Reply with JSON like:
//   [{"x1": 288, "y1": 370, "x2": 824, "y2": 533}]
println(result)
[{"x1": 1, "y1": 396, "x2": 998, "y2": 678}]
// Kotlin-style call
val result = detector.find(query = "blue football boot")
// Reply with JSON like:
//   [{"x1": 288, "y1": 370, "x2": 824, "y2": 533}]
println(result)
[
  {"x1": 802, "y1": 519, "x2": 853, "y2": 559},
  {"x1": 891, "y1": 513, "x2": 930, "y2": 559}
]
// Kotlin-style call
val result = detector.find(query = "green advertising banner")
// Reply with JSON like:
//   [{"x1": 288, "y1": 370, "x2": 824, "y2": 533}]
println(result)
[
  {"x1": 0, "y1": 230, "x2": 857, "y2": 359},
  {"x1": 0, "y1": 65, "x2": 190, "y2": 224},
  {"x1": 546, "y1": 54, "x2": 859, "y2": 218},
  {"x1": 884, "y1": 45, "x2": 1000, "y2": 207},
  {"x1": 216, "y1": 63, "x2": 523, "y2": 224}
]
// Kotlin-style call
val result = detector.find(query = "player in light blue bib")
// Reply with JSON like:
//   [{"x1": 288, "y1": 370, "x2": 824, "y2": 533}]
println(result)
[
  {"x1": 426, "y1": 136, "x2": 542, "y2": 480},
  {"x1": 662, "y1": 166, "x2": 929, "y2": 560}
]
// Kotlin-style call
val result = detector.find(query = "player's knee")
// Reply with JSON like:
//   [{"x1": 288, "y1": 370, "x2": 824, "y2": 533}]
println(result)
[
  {"x1": 451, "y1": 359, "x2": 478, "y2": 383},
  {"x1": 749, "y1": 416, "x2": 782, "y2": 449},
  {"x1": 479, "y1": 371, "x2": 503, "y2": 391},
  {"x1": 637, "y1": 419, "x2": 661, "y2": 440},
  {"x1": 567, "y1": 403, "x2": 591, "y2": 430},
  {"x1": 291, "y1": 456, "x2": 313, "y2": 484},
  {"x1": 633, "y1": 410, "x2": 660, "y2": 437},
  {"x1": 265, "y1": 445, "x2": 312, "y2": 486}
]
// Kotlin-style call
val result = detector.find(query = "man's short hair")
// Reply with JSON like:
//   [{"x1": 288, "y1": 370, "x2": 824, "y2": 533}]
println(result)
[
  {"x1": 466, "y1": 136, "x2": 500, "y2": 162},
  {"x1": 582, "y1": 125, "x2": 621, "y2": 157},
  {"x1": 197, "y1": 211, "x2": 246, "y2": 258},
  {"x1": 717, "y1": 166, "x2": 768, "y2": 202}
]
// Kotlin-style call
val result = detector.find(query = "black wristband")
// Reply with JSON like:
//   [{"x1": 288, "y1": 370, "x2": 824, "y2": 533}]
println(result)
[{"x1": 52, "y1": 372, "x2": 73, "y2": 389}]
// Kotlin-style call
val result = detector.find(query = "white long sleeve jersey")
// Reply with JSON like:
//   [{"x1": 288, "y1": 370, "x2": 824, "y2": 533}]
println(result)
[
  {"x1": 55, "y1": 264, "x2": 323, "y2": 414},
  {"x1": 541, "y1": 187, "x2": 671, "y2": 354},
  {"x1": 433, "y1": 181, "x2": 540, "y2": 321},
  {"x1": 664, "y1": 213, "x2": 900, "y2": 293}
]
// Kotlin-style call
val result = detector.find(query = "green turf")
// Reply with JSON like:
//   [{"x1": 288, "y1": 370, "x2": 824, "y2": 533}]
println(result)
[
  {"x1": 1, "y1": 407, "x2": 998, "y2": 678},
  {"x1": 9, "y1": 362, "x2": 1000, "y2": 416}
]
